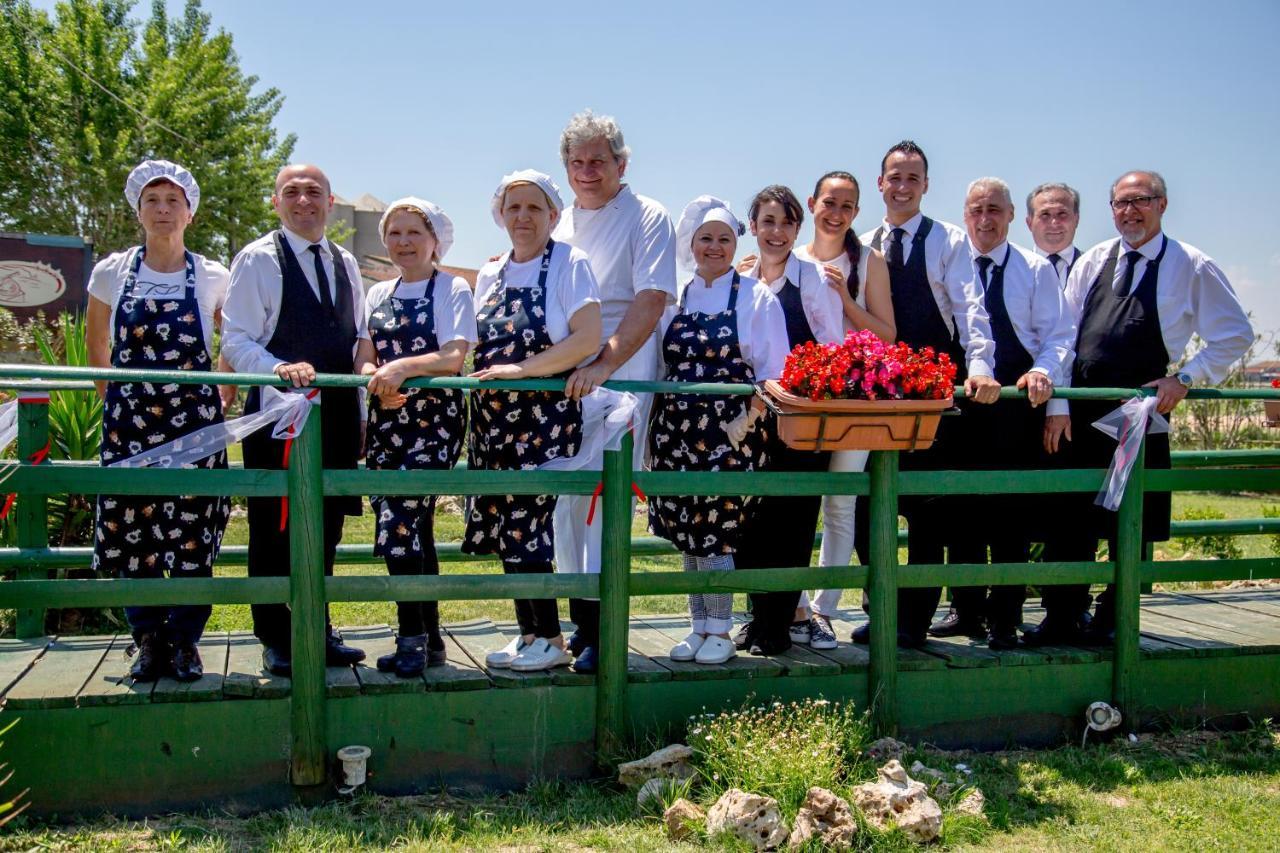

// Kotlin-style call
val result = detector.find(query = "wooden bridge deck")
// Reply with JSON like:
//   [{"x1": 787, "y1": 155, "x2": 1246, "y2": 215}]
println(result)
[{"x1": 3, "y1": 589, "x2": 1278, "y2": 709}]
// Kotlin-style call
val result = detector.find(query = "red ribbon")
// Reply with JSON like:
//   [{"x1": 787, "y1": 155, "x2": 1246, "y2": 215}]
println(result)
[
  {"x1": 1, "y1": 440, "x2": 51, "y2": 521},
  {"x1": 584, "y1": 480, "x2": 648, "y2": 527}
]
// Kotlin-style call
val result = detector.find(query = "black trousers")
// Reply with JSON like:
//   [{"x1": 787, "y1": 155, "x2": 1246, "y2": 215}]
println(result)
[
  {"x1": 246, "y1": 495, "x2": 347, "y2": 651},
  {"x1": 946, "y1": 538, "x2": 1029, "y2": 630},
  {"x1": 504, "y1": 560, "x2": 559, "y2": 639},
  {"x1": 569, "y1": 598, "x2": 600, "y2": 645},
  {"x1": 384, "y1": 514, "x2": 441, "y2": 638},
  {"x1": 737, "y1": 443, "x2": 829, "y2": 644}
]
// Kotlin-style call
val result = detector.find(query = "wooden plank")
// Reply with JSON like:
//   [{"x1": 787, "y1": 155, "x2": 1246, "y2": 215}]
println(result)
[
  {"x1": 769, "y1": 643, "x2": 843, "y2": 677},
  {"x1": 0, "y1": 636, "x2": 53, "y2": 695},
  {"x1": 918, "y1": 635, "x2": 1002, "y2": 669},
  {"x1": 637, "y1": 615, "x2": 783, "y2": 680},
  {"x1": 1168, "y1": 592, "x2": 1280, "y2": 639},
  {"x1": 1142, "y1": 594, "x2": 1280, "y2": 649},
  {"x1": 223, "y1": 631, "x2": 290, "y2": 699},
  {"x1": 76, "y1": 634, "x2": 155, "y2": 707},
  {"x1": 1182, "y1": 589, "x2": 1280, "y2": 619},
  {"x1": 1133, "y1": 609, "x2": 1253, "y2": 658},
  {"x1": 345, "y1": 625, "x2": 423, "y2": 695},
  {"x1": 426, "y1": 632, "x2": 493, "y2": 693},
  {"x1": 825, "y1": 612, "x2": 946, "y2": 672},
  {"x1": 445, "y1": 619, "x2": 552, "y2": 688},
  {"x1": 153, "y1": 631, "x2": 229, "y2": 704},
  {"x1": 325, "y1": 661, "x2": 362, "y2": 699},
  {"x1": 5, "y1": 634, "x2": 113, "y2": 710},
  {"x1": 626, "y1": 618, "x2": 734, "y2": 681}
]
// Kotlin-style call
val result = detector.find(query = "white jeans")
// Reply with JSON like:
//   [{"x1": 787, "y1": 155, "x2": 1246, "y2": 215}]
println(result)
[
  {"x1": 800, "y1": 448, "x2": 870, "y2": 617},
  {"x1": 553, "y1": 335, "x2": 659, "y2": 581}
]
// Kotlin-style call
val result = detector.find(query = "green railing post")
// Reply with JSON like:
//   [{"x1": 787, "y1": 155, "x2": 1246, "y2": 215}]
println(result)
[
  {"x1": 596, "y1": 429, "x2": 634, "y2": 762},
  {"x1": 1113, "y1": 437, "x2": 1145, "y2": 730},
  {"x1": 15, "y1": 394, "x2": 50, "y2": 638},
  {"x1": 867, "y1": 449, "x2": 900, "y2": 736},
  {"x1": 287, "y1": 406, "x2": 327, "y2": 786}
]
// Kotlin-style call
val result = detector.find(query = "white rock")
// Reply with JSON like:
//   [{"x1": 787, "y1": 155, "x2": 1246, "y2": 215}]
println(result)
[
  {"x1": 851, "y1": 759, "x2": 943, "y2": 844},
  {"x1": 706, "y1": 788, "x2": 789, "y2": 850},
  {"x1": 663, "y1": 798, "x2": 705, "y2": 841},
  {"x1": 788, "y1": 786, "x2": 857, "y2": 849},
  {"x1": 617, "y1": 743, "x2": 695, "y2": 788}
]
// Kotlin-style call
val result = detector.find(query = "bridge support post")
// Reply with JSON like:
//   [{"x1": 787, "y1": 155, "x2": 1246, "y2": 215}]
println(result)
[
  {"x1": 596, "y1": 430, "x2": 634, "y2": 763},
  {"x1": 288, "y1": 407, "x2": 327, "y2": 786},
  {"x1": 1113, "y1": 437, "x2": 1146, "y2": 730},
  {"x1": 867, "y1": 449, "x2": 900, "y2": 736},
  {"x1": 15, "y1": 393, "x2": 50, "y2": 638}
]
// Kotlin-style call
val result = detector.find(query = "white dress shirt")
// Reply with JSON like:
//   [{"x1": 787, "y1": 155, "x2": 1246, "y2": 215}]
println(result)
[
  {"x1": 861, "y1": 212, "x2": 995, "y2": 377},
  {"x1": 744, "y1": 252, "x2": 845, "y2": 345},
  {"x1": 552, "y1": 185, "x2": 677, "y2": 343},
  {"x1": 87, "y1": 250, "x2": 228, "y2": 359},
  {"x1": 1046, "y1": 232, "x2": 1254, "y2": 416},
  {"x1": 662, "y1": 270, "x2": 789, "y2": 382},
  {"x1": 364, "y1": 272, "x2": 479, "y2": 348},
  {"x1": 1034, "y1": 244, "x2": 1080, "y2": 286},
  {"x1": 222, "y1": 226, "x2": 370, "y2": 375},
  {"x1": 971, "y1": 241, "x2": 1075, "y2": 384},
  {"x1": 472, "y1": 242, "x2": 600, "y2": 345}
]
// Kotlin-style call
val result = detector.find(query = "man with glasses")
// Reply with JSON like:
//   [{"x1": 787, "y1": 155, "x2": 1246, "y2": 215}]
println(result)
[
  {"x1": 1023, "y1": 171, "x2": 1252, "y2": 646},
  {"x1": 1026, "y1": 183, "x2": 1083, "y2": 286}
]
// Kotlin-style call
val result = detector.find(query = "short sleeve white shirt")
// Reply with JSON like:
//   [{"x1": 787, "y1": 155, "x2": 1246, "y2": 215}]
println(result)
[
  {"x1": 663, "y1": 271, "x2": 789, "y2": 381},
  {"x1": 472, "y1": 242, "x2": 601, "y2": 345},
  {"x1": 364, "y1": 272, "x2": 478, "y2": 350}
]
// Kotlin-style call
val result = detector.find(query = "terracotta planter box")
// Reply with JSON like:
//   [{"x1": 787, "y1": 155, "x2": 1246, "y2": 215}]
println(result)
[
  {"x1": 1265, "y1": 400, "x2": 1280, "y2": 427},
  {"x1": 760, "y1": 379, "x2": 952, "y2": 452}
]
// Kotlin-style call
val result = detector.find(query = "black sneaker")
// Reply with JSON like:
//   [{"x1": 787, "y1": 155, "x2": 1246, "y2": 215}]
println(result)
[
  {"x1": 928, "y1": 607, "x2": 986, "y2": 638},
  {"x1": 1021, "y1": 612, "x2": 1090, "y2": 647},
  {"x1": 986, "y1": 627, "x2": 1020, "y2": 651},
  {"x1": 263, "y1": 646, "x2": 292, "y2": 677},
  {"x1": 733, "y1": 620, "x2": 756, "y2": 651},
  {"x1": 170, "y1": 642, "x2": 204, "y2": 682},
  {"x1": 426, "y1": 632, "x2": 447, "y2": 668},
  {"x1": 129, "y1": 633, "x2": 169, "y2": 682},
  {"x1": 325, "y1": 630, "x2": 366, "y2": 666}
]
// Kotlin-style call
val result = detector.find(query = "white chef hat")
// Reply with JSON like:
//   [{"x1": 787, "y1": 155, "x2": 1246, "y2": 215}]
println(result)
[
  {"x1": 675, "y1": 195, "x2": 744, "y2": 269},
  {"x1": 490, "y1": 169, "x2": 564, "y2": 228},
  {"x1": 124, "y1": 159, "x2": 200, "y2": 214},
  {"x1": 379, "y1": 196, "x2": 455, "y2": 260}
]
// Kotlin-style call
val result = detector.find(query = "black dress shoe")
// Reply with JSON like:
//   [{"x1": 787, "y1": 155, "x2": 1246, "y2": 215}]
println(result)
[
  {"x1": 1081, "y1": 616, "x2": 1116, "y2": 646},
  {"x1": 1021, "y1": 613, "x2": 1089, "y2": 647},
  {"x1": 325, "y1": 631, "x2": 366, "y2": 666},
  {"x1": 986, "y1": 627, "x2": 1020, "y2": 651},
  {"x1": 171, "y1": 642, "x2": 204, "y2": 682},
  {"x1": 566, "y1": 632, "x2": 588, "y2": 657},
  {"x1": 733, "y1": 620, "x2": 756, "y2": 650},
  {"x1": 896, "y1": 630, "x2": 927, "y2": 649},
  {"x1": 851, "y1": 623, "x2": 870, "y2": 644},
  {"x1": 426, "y1": 632, "x2": 447, "y2": 668},
  {"x1": 263, "y1": 646, "x2": 292, "y2": 677},
  {"x1": 129, "y1": 633, "x2": 169, "y2": 682},
  {"x1": 928, "y1": 607, "x2": 986, "y2": 638},
  {"x1": 749, "y1": 634, "x2": 792, "y2": 656},
  {"x1": 572, "y1": 644, "x2": 598, "y2": 673}
]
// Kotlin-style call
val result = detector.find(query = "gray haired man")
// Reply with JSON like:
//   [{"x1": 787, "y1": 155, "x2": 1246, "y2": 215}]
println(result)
[
  {"x1": 1026, "y1": 182, "x2": 1082, "y2": 285},
  {"x1": 552, "y1": 110, "x2": 678, "y2": 672}
]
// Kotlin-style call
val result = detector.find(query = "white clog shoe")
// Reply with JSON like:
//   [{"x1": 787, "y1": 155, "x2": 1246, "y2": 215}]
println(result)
[
  {"x1": 485, "y1": 636, "x2": 526, "y2": 669},
  {"x1": 695, "y1": 635, "x2": 736, "y2": 664},
  {"x1": 510, "y1": 638, "x2": 573, "y2": 672},
  {"x1": 669, "y1": 633, "x2": 706, "y2": 662}
]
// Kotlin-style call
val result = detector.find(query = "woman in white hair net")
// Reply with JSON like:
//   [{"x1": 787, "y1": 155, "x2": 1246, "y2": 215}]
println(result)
[
  {"x1": 84, "y1": 159, "x2": 231, "y2": 683},
  {"x1": 463, "y1": 169, "x2": 604, "y2": 673},
  {"x1": 352, "y1": 197, "x2": 477, "y2": 677},
  {"x1": 647, "y1": 195, "x2": 788, "y2": 665}
]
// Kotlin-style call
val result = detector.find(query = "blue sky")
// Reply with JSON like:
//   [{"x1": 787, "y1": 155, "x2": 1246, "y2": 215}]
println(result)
[{"x1": 34, "y1": 0, "x2": 1280, "y2": 339}]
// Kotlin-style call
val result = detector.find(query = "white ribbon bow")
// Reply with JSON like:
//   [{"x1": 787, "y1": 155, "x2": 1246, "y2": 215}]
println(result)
[
  {"x1": 0, "y1": 399, "x2": 17, "y2": 456},
  {"x1": 1091, "y1": 396, "x2": 1169, "y2": 511}
]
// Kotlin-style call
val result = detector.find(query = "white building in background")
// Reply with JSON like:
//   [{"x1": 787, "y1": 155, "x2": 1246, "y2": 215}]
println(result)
[{"x1": 331, "y1": 193, "x2": 477, "y2": 288}]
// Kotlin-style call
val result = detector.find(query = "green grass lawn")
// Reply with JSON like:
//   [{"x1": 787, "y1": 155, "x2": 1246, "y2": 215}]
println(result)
[{"x1": 6, "y1": 722, "x2": 1277, "y2": 850}]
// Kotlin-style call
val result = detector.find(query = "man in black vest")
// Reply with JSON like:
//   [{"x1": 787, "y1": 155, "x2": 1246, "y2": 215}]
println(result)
[
  {"x1": 851, "y1": 141, "x2": 1002, "y2": 647},
  {"x1": 933, "y1": 178, "x2": 1073, "y2": 648},
  {"x1": 222, "y1": 164, "x2": 368, "y2": 675},
  {"x1": 1026, "y1": 182, "x2": 1083, "y2": 287},
  {"x1": 1025, "y1": 170, "x2": 1253, "y2": 646}
]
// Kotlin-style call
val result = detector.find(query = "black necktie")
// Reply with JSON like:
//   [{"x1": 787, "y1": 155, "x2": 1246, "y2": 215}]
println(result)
[
  {"x1": 309, "y1": 244, "x2": 335, "y2": 314},
  {"x1": 1046, "y1": 252, "x2": 1062, "y2": 274},
  {"x1": 887, "y1": 227, "x2": 906, "y2": 268},
  {"x1": 975, "y1": 256, "x2": 992, "y2": 291},
  {"x1": 1118, "y1": 250, "x2": 1143, "y2": 297}
]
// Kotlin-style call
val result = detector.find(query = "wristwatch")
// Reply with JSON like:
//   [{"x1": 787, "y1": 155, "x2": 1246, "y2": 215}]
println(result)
[{"x1": 1175, "y1": 371, "x2": 1194, "y2": 389}]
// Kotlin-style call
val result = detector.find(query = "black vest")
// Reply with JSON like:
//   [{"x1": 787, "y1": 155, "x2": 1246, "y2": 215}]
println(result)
[{"x1": 977, "y1": 246, "x2": 1034, "y2": 387}]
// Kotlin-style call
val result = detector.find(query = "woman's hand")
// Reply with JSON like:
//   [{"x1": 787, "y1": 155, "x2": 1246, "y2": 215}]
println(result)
[
  {"x1": 470, "y1": 363, "x2": 527, "y2": 382},
  {"x1": 367, "y1": 360, "x2": 412, "y2": 399},
  {"x1": 823, "y1": 263, "x2": 847, "y2": 295}
]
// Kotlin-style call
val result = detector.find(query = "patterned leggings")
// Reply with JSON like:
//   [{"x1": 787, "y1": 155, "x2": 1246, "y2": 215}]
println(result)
[{"x1": 683, "y1": 553, "x2": 735, "y2": 635}]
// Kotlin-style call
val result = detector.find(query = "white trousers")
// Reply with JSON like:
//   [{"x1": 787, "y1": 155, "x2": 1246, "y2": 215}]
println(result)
[
  {"x1": 553, "y1": 335, "x2": 660, "y2": 583},
  {"x1": 800, "y1": 448, "x2": 870, "y2": 617}
]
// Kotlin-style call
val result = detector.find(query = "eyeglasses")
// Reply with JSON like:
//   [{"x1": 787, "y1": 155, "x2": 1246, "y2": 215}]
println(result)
[{"x1": 1110, "y1": 195, "x2": 1162, "y2": 212}]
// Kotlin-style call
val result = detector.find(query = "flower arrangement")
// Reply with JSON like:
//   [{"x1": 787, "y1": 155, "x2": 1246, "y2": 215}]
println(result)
[{"x1": 780, "y1": 329, "x2": 957, "y2": 402}]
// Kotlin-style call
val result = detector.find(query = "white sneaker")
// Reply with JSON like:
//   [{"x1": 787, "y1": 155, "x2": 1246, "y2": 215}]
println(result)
[
  {"x1": 485, "y1": 636, "x2": 526, "y2": 669},
  {"x1": 809, "y1": 615, "x2": 838, "y2": 650},
  {"x1": 670, "y1": 633, "x2": 706, "y2": 662},
  {"x1": 789, "y1": 620, "x2": 812, "y2": 645},
  {"x1": 510, "y1": 638, "x2": 573, "y2": 672},
  {"x1": 695, "y1": 636, "x2": 736, "y2": 664}
]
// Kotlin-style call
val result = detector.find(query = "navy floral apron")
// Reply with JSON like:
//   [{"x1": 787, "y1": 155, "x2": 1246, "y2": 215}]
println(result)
[
  {"x1": 93, "y1": 248, "x2": 230, "y2": 599},
  {"x1": 366, "y1": 273, "x2": 466, "y2": 557},
  {"x1": 463, "y1": 242, "x2": 582, "y2": 564},
  {"x1": 649, "y1": 272, "x2": 768, "y2": 557}
]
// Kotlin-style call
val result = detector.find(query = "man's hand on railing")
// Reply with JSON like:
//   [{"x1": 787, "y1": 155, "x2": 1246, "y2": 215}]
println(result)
[
  {"x1": 1044, "y1": 414, "x2": 1071, "y2": 454},
  {"x1": 274, "y1": 362, "x2": 317, "y2": 388},
  {"x1": 1017, "y1": 371, "x2": 1054, "y2": 407},
  {"x1": 1143, "y1": 375, "x2": 1190, "y2": 415},
  {"x1": 964, "y1": 374, "x2": 1002, "y2": 404}
]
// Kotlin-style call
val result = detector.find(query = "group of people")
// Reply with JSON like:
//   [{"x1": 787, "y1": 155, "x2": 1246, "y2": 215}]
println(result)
[{"x1": 85, "y1": 110, "x2": 1253, "y2": 683}]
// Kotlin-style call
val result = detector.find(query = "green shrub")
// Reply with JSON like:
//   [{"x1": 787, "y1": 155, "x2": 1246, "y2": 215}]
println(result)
[
  {"x1": 687, "y1": 697, "x2": 868, "y2": 815},
  {"x1": 1262, "y1": 505, "x2": 1280, "y2": 557},
  {"x1": 1173, "y1": 506, "x2": 1243, "y2": 561}
]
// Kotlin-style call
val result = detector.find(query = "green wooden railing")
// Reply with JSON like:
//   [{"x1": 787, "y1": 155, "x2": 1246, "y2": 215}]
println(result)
[{"x1": 1, "y1": 365, "x2": 1279, "y2": 785}]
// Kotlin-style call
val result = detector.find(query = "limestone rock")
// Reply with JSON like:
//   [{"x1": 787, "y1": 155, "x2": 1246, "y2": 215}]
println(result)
[
  {"x1": 706, "y1": 788, "x2": 789, "y2": 850},
  {"x1": 617, "y1": 744, "x2": 694, "y2": 788},
  {"x1": 953, "y1": 788, "x2": 986, "y2": 820},
  {"x1": 788, "y1": 786, "x2": 857, "y2": 849},
  {"x1": 851, "y1": 759, "x2": 943, "y2": 844},
  {"x1": 864, "y1": 736, "x2": 906, "y2": 762},
  {"x1": 636, "y1": 777, "x2": 665, "y2": 808},
  {"x1": 663, "y1": 798, "x2": 705, "y2": 842},
  {"x1": 909, "y1": 760, "x2": 946, "y2": 781}
]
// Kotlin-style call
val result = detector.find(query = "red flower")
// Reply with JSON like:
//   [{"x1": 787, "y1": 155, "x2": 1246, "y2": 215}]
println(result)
[{"x1": 780, "y1": 329, "x2": 956, "y2": 401}]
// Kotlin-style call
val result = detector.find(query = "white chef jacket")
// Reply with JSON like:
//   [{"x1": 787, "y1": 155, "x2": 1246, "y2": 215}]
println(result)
[
  {"x1": 970, "y1": 241, "x2": 1075, "y2": 384},
  {"x1": 1047, "y1": 232, "x2": 1254, "y2": 416},
  {"x1": 221, "y1": 226, "x2": 370, "y2": 375},
  {"x1": 472, "y1": 241, "x2": 600, "y2": 345},
  {"x1": 364, "y1": 273, "x2": 478, "y2": 348},
  {"x1": 745, "y1": 252, "x2": 845, "y2": 345},
  {"x1": 87, "y1": 249, "x2": 228, "y2": 359},
  {"x1": 860, "y1": 212, "x2": 995, "y2": 377},
  {"x1": 551, "y1": 185, "x2": 677, "y2": 343},
  {"x1": 662, "y1": 270, "x2": 789, "y2": 382}
]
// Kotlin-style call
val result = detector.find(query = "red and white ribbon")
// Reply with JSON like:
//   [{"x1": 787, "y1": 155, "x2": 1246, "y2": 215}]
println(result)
[{"x1": 1091, "y1": 396, "x2": 1169, "y2": 511}]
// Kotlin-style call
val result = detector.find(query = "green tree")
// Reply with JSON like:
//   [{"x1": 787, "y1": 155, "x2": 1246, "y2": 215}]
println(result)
[{"x1": 0, "y1": 0, "x2": 294, "y2": 261}]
